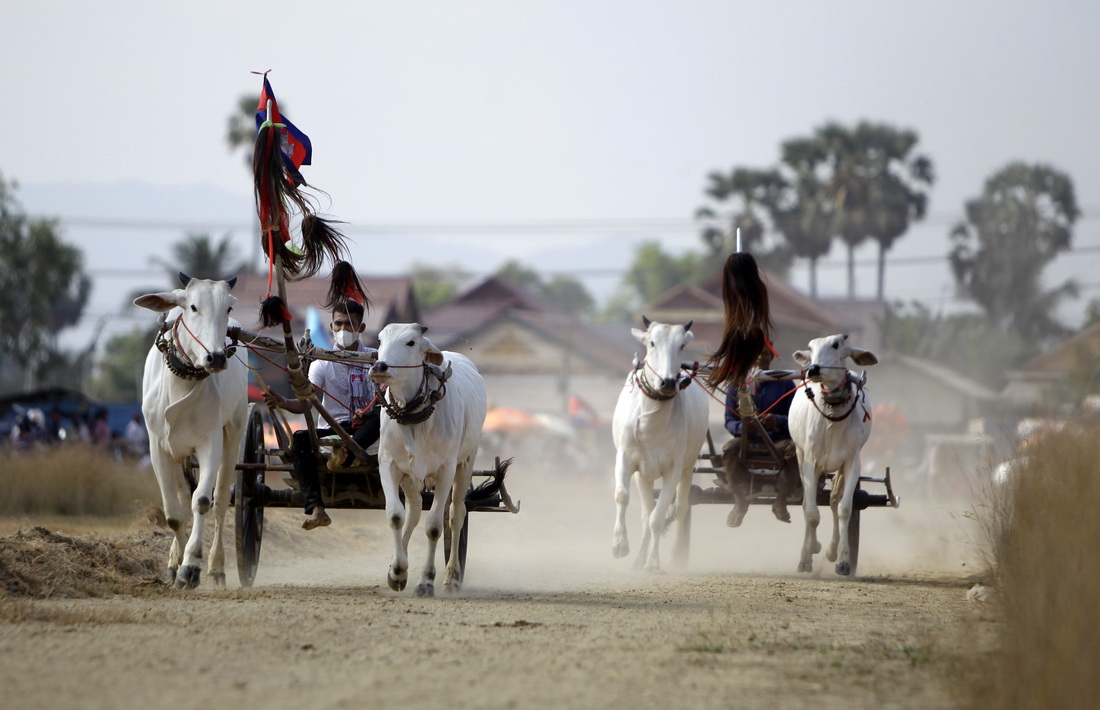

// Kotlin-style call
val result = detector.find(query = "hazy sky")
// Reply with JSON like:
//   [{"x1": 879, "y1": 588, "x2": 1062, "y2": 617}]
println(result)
[{"x1": 5, "y1": 1, "x2": 1100, "y2": 348}]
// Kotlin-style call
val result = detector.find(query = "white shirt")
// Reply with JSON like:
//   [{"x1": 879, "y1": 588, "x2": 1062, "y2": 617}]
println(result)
[{"x1": 307, "y1": 342, "x2": 378, "y2": 423}]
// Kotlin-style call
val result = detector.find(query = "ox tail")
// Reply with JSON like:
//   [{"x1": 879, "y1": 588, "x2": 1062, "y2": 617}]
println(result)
[{"x1": 467, "y1": 457, "x2": 513, "y2": 506}]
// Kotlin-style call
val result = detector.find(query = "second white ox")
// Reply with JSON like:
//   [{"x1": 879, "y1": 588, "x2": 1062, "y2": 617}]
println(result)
[
  {"x1": 135, "y1": 275, "x2": 247, "y2": 589},
  {"x1": 612, "y1": 318, "x2": 708, "y2": 572},
  {"x1": 369, "y1": 323, "x2": 487, "y2": 597},
  {"x1": 788, "y1": 333, "x2": 877, "y2": 576}
]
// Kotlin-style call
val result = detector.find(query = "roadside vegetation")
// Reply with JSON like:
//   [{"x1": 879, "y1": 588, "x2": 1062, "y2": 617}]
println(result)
[
  {"x1": 0, "y1": 446, "x2": 158, "y2": 517},
  {"x1": 958, "y1": 426, "x2": 1100, "y2": 708}
]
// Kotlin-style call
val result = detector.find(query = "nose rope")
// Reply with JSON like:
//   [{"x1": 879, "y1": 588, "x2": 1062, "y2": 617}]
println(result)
[{"x1": 175, "y1": 315, "x2": 213, "y2": 364}]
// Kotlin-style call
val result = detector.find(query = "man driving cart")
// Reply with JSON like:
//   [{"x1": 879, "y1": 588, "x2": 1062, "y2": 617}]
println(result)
[{"x1": 722, "y1": 349, "x2": 799, "y2": 527}]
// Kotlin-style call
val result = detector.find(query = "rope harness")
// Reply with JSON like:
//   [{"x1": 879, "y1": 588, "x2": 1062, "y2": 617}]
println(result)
[
  {"x1": 802, "y1": 369, "x2": 870, "y2": 423},
  {"x1": 156, "y1": 315, "x2": 236, "y2": 381},
  {"x1": 379, "y1": 362, "x2": 451, "y2": 425},
  {"x1": 631, "y1": 360, "x2": 696, "y2": 401}
]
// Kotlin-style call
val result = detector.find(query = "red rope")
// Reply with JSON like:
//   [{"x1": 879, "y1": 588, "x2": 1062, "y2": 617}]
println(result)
[
  {"x1": 174, "y1": 315, "x2": 212, "y2": 364},
  {"x1": 240, "y1": 341, "x2": 374, "y2": 417}
]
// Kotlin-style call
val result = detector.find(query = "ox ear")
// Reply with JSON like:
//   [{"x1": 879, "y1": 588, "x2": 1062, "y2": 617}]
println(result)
[
  {"x1": 631, "y1": 328, "x2": 647, "y2": 344},
  {"x1": 134, "y1": 289, "x2": 186, "y2": 312},
  {"x1": 178, "y1": 272, "x2": 192, "y2": 287},
  {"x1": 792, "y1": 349, "x2": 812, "y2": 367},
  {"x1": 848, "y1": 347, "x2": 878, "y2": 366},
  {"x1": 226, "y1": 276, "x2": 238, "y2": 289},
  {"x1": 422, "y1": 337, "x2": 444, "y2": 366}
]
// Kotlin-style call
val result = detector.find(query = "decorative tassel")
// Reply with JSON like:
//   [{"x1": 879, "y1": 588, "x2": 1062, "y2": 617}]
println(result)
[
  {"x1": 325, "y1": 260, "x2": 371, "y2": 310},
  {"x1": 299, "y1": 214, "x2": 350, "y2": 280},
  {"x1": 259, "y1": 295, "x2": 293, "y2": 328}
]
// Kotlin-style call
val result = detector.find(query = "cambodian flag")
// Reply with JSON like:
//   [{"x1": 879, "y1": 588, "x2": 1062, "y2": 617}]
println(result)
[{"x1": 256, "y1": 77, "x2": 312, "y2": 186}]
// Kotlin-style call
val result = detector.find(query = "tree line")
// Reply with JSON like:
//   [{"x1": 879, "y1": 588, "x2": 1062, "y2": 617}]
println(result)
[{"x1": 0, "y1": 113, "x2": 1088, "y2": 400}]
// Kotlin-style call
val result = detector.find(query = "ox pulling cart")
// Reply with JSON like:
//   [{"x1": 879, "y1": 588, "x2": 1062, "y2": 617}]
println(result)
[
  {"x1": 686, "y1": 365, "x2": 900, "y2": 576},
  {"x1": 226, "y1": 328, "x2": 520, "y2": 588}
]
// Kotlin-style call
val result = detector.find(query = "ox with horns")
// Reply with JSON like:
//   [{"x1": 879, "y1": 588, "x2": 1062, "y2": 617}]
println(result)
[
  {"x1": 612, "y1": 317, "x2": 709, "y2": 572},
  {"x1": 135, "y1": 274, "x2": 247, "y2": 589},
  {"x1": 369, "y1": 323, "x2": 488, "y2": 596},
  {"x1": 788, "y1": 333, "x2": 878, "y2": 576}
]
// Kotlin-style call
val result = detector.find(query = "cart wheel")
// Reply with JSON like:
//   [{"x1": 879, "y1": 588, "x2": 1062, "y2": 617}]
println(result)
[
  {"x1": 235, "y1": 404, "x2": 266, "y2": 588},
  {"x1": 845, "y1": 483, "x2": 862, "y2": 576},
  {"x1": 443, "y1": 499, "x2": 469, "y2": 584}
]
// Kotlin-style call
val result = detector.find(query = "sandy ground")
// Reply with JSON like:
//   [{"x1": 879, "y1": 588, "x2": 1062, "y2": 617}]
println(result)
[{"x1": 0, "y1": 468, "x2": 997, "y2": 710}]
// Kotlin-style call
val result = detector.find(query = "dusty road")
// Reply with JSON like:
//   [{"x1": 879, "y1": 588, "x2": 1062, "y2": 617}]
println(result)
[{"x1": 0, "y1": 474, "x2": 995, "y2": 709}]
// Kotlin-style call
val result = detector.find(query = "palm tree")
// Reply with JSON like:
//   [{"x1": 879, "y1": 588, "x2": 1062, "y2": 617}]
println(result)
[
  {"x1": 814, "y1": 122, "x2": 934, "y2": 300},
  {"x1": 950, "y1": 162, "x2": 1079, "y2": 342},
  {"x1": 850, "y1": 123, "x2": 933, "y2": 301},
  {"x1": 150, "y1": 232, "x2": 246, "y2": 284},
  {"x1": 815, "y1": 122, "x2": 867, "y2": 298},
  {"x1": 226, "y1": 95, "x2": 259, "y2": 168},
  {"x1": 695, "y1": 167, "x2": 793, "y2": 276},
  {"x1": 774, "y1": 138, "x2": 835, "y2": 298}
]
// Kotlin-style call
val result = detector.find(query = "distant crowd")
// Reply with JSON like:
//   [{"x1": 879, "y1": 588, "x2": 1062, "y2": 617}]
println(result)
[{"x1": 8, "y1": 407, "x2": 149, "y2": 465}]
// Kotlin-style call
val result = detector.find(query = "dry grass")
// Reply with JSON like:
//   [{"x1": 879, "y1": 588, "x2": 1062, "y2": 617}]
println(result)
[
  {"x1": 0, "y1": 526, "x2": 165, "y2": 599},
  {"x1": 0, "y1": 446, "x2": 160, "y2": 517},
  {"x1": 959, "y1": 426, "x2": 1100, "y2": 709}
]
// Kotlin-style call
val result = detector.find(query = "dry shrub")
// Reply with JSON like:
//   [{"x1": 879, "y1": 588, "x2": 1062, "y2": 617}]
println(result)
[
  {"x1": 0, "y1": 446, "x2": 160, "y2": 517},
  {"x1": 0, "y1": 526, "x2": 165, "y2": 598},
  {"x1": 967, "y1": 426, "x2": 1100, "y2": 708}
]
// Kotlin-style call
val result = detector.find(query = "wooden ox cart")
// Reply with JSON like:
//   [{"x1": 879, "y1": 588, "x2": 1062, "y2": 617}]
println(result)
[
  {"x1": 226, "y1": 328, "x2": 519, "y2": 588},
  {"x1": 684, "y1": 366, "x2": 900, "y2": 576}
]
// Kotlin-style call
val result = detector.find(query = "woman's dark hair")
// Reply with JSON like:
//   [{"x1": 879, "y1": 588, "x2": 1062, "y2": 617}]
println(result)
[{"x1": 706, "y1": 252, "x2": 773, "y2": 388}]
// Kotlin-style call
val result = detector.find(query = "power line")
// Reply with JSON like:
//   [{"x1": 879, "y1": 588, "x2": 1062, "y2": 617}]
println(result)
[{"x1": 37, "y1": 209, "x2": 1100, "y2": 235}]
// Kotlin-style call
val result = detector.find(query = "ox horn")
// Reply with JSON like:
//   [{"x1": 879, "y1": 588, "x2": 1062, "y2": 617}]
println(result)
[
  {"x1": 227, "y1": 276, "x2": 238, "y2": 289},
  {"x1": 178, "y1": 272, "x2": 192, "y2": 287},
  {"x1": 642, "y1": 315, "x2": 652, "y2": 329},
  {"x1": 684, "y1": 320, "x2": 693, "y2": 331}
]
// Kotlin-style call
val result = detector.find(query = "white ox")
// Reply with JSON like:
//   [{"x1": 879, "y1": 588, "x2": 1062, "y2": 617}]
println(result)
[
  {"x1": 369, "y1": 323, "x2": 487, "y2": 597},
  {"x1": 788, "y1": 334, "x2": 877, "y2": 576},
  {"x1": 135, "y1": 275, "x2": 247, "y2": 589},
  {"x1": 612, "y1": 318, "x2": 709, "y2": 572}
]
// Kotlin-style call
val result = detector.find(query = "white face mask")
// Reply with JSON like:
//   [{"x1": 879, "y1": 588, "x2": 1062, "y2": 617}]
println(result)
[{"x1": 334, "y1": 329, "x2": 359, "y2": 348}]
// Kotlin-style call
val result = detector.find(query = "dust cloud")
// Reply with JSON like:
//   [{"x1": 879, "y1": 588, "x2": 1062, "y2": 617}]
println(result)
[{"x1": 241, "y1": 429, "x2": 983, "y2": 595}]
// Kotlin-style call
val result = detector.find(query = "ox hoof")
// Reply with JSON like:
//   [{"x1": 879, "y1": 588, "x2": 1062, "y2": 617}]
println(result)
[
  {"x1": 797, "y1": 561, "x2": 812, "y2": 574},
  {"x1": 835, "y1": 561, "x2": 851, "y2": 576},
  {"x1": 164, "y1": 565, "x2": 179, "y2": 585},
  {"x1": 611, "y1": 540, "x2": 629, "y2": 559},
  {"x1": 210, "y1": 572, "x2": 226, "y2": 590},
  {"x1": 414, "y1": 582, "x2": 435, "y2": 598},
  {"x1": 771, "y1": 505, "x2": 791, "y2": 524},
  {"x1": 387, "y1": 572, "x2": 407, "y2": 592},
  {"x1": 444, "y1": 581, "x2": 461, "y2": 596},
  {"x1": 174, "y1": 565, "x2": 201, "y2": 590}
]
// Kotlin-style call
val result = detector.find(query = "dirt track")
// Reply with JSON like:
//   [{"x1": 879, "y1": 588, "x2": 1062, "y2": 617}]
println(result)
[{"x1": 0, "y1": 474, "x2": 996, "y2": 709}]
